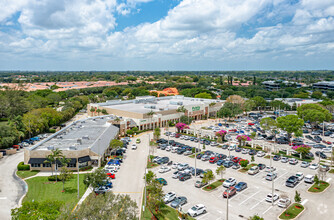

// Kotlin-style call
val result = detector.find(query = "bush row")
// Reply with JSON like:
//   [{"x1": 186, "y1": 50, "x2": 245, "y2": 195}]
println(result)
[{"x1": 17, "y1": 162, "x2": 30, "y2": 171}]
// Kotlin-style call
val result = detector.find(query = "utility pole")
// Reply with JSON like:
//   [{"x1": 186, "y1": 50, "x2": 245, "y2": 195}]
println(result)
[
  {"x1": 226, "y1": 188, "x2": 229, "y2": 220},
  {"x1": 270, "y1": 144, "x2": 274, "y2": 206},
  {"x1": 77, "y1": 156, "x2": 80, "y2": 199}
]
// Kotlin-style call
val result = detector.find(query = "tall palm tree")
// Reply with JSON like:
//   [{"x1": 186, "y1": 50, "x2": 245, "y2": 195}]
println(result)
[
  {"x1": 216, "y1": 165, "x2": 226, "y2": 180},
  {"x1": 44, "y1": 155, "x2": 55, "y2": 176},
  {"x1": 51, "y1": 148, "x2": 64, "y2": 182},
  {"x1": 177, "y1": 105, "x2": 187, "y2": 122},
  {"x1": 58, "y1": 156, "x2": 71, "y2": 191}
]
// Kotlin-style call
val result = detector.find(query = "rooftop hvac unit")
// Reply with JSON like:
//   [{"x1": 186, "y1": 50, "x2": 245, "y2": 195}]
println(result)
[
  {"x1": 144, "y1": 105, "x2": 156, "y2": 109},
  {"x1": 47, "y1": 146, "x2": 54, "y2": 150},
  {"x1": 57, "y1": 135, "x2": 63, "y2": 139},
  {"x1": 82, "y1": 135, "x2": 89, "y2": 140},
  {"x1": 69, "y1": 146, "x2": 77, "y2": 150},
  {"x1": 81, "y1": 121, "x2": 85, "y2": 123},
  {"x1": 77, "y1": 139, "x2": 82, "y2": 145},
  {"x1": 169, "y1": 101, "x2": 183, "y2": 105}
]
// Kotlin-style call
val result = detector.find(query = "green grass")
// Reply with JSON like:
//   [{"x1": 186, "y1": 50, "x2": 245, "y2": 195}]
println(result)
[
  {"x1": 279, "y1": 203, "x2": 304, "y2": 219},
  {"x1": 329, "y1": 169, "x2": 334, "y2": 174},
  {"x1": 239, "y1": 163, "x2": 257, "y2": 173},
  {"x1": 16, "y1": 170, "x2": 40, "y2": 179},
  {"x1": 264, "y1": 155, "x2": 271, "y2": 159},
  {"x1": 23, "y1": 174, "x2": 87, "y2": 209},
  {"x1": 203, "y1": 179, "x2": 225, "y2": 191},
  {"x1": 308, "y1": 181, "x2": 330, "y2": 193}
]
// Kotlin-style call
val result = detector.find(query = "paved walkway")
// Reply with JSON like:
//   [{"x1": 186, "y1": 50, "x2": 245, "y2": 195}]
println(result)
[{"x1": 24, "y1": 167, "x2": 97, "y2": 180}]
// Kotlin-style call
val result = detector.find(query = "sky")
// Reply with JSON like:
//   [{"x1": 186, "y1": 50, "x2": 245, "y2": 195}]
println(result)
[{"x1": 0, "y1": 0, "x2": 334, "y2": 71}]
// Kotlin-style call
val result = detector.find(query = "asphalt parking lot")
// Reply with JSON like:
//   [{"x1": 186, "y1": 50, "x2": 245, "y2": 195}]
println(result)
[{"x1": 151, "y1": 132, "x2": 333, "y2": 219}]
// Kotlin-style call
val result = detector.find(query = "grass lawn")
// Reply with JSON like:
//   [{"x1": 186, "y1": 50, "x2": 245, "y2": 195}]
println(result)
[
  {"x1": 279, "y1": 203, "x2": 304, "y2": 219},
  {"x1": 23, "y1": 174, "x2": 87, "y2": 209},
  {"x1": 147, "y1": 156, "x2": 159, "y2": 169},
  {"x1": 142, "y1": 204, "x2": 195, "y2": 220},
  {"x1": 264, "y1": 155, "x2": 271, "y2": 159},
  {"x1": 329, "y1": 169, "x2": 334, "y2": 174},
  {"x1": 203, "y1": 179, "x2": 225, "y2": 191},
  {"x1": 308, "y1": 181, "x2": 330, "y2": 193},
  {"x1": 239, "y1": 163, "x2": 257, "y2": 173},
  {"x1": 16, "y1": 170, "x2": 40, "y2": 179}
]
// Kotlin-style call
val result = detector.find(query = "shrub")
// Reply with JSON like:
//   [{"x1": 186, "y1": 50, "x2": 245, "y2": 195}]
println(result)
[
  {"x1": 79, "y1": 165, "x2": 93, "y2": 171},
  {"x1": 48, "y1": 175, "x2": 62, "y2": 181},
  {"x1": 17, "y1": 162, "x2": 30, "y2": 171},
  {"x1": 49, "y1": 129, "x2": 56, "y2": 133},
  {"x1": 240, "y1": 159, "x2": 249, "y2": 168}
]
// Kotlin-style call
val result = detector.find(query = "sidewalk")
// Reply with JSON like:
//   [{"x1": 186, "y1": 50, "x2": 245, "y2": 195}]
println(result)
[{"x1": 24, "y1": 167, "x2": 97, "y2": 180}]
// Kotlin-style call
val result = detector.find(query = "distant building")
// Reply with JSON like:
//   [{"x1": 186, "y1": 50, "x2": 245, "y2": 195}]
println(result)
[
  {"x1": 313, "y1": 81, "x2": 334, "y2": 91},
  {"x1": 262, "y1": 80, "x2": 302, "y2": 90},
  {"x1": 151, "y1": 87, "x2": 179, "y2": 97},
  {"x1": 274, "y1": 98, "x2": 321, "y2": 108},
  {"x1": 24, "y1": 116, "x2": 119, "y2": 171},
  {"x1": 88, "y1": 95, "x2": 224, "y2": 136}
]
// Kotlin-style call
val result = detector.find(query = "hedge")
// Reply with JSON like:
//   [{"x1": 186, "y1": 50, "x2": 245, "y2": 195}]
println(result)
[
  {"x1": 17, "y1": 162, "x2": 30, "y2": 171},
  {"x1": 79, "y1": 165, "x2": 93, "y2": 171},
  {"x1": 48, "y1": 175, "x2": 62, "y2": 181}
]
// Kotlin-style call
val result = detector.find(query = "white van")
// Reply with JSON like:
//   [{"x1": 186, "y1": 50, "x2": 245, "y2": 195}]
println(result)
[{"x1": 171, "y1": 146, "x2": 178, "y2": 153}]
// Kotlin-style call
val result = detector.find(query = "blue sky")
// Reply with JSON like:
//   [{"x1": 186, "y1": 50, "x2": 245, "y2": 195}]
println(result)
[{"x1": 0, "y1": 0, "x2": 334, "y2": 71}]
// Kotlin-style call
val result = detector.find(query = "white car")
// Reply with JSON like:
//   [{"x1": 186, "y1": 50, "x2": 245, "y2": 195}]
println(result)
[
  {"x1": 248, "y1": 166, "x2": 259, "y2": 175},
  {"x1": 184, "y1": 136, "x2": 190, "y2": 140},
  {"x1": 131, "y1": 144, "x2": 137, "y2": 150},
  {"x1": 229, "y1": 145, "x2": 236, "y2": 151},
  {"x1": 300, "y1": 161, "x2": 310, "y2": 168},
  {"x1": 265, "y1": 172, "x2": 277, "y2": 181},
  {"x1": 257, "y1": 151, "x2": 265, "y2": 157},
  {"x1": 309, "y1": 163, "x2": 319, "y2": 170},
  {"x1": 172, "y1": 162, "x2": 179, "y2": 169},
  {"x1": 265, "y1": 193, "x2": 279, "y2": 203},
  {"x1": 177, "y1": 163, "x2": 189, "y2": 171},
  {"x1": 265, "y1": 167, "x2": 276, "y2": 172},
  {"x1": 223, "y1": 177, "x2": 237, "y2": 188},
  {"x1": 211, "y1": 142, "x2": 219, "y2": 147},
  {"x1": 277, "y1": 198, "x2": 291, "y2": 208},
  {"x1": 304, "y1": 174, "x2": 314, "y2": 184},
  {"x1": 159, "y1": 166, "x2": 171, "y2": 173},
  {"x1": 322, "y1": 147, "x2": 332, "y2": 153},
  {"x1": 242, "y1": 149, "x2": 249, "y2": 154},
  {"x1": 172, "y1": 171, "x2": 180, "y2": 179},
  {"x1": 295, "y1": 172, "x2": 304, "y2": 181},
  {"x1": 163, "y1": 192, "x2": 176, "y2": 203},
  {"x1": 166, "y1": 145, "x2": 171, "y2": 151},
  {"x1": 180, "y1": 135, "x2": 185, "y2": 140},
  {"x1": 187, "y1": 204, "x2": 207, "y2": 217}
]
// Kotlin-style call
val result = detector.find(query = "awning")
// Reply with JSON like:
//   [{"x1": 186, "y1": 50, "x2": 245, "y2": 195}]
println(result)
[
  {"x1": 78, "y1": 156, "x2": 91, "y2": 163},
  {"x1": 28, "y1": 158, "x2": 48, "y2": 164},
  {"x1": 56, "y1": 158, "x2": 76, "y2": 165}
]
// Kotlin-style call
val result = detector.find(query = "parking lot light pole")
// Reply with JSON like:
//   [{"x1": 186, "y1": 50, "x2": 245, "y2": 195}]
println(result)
[
  {"x1": 226, "y1": 190, "x2": 229, "y2": 220},
  {"x1": 271, "y1": 144, "x2": 275, "y2": 206}
]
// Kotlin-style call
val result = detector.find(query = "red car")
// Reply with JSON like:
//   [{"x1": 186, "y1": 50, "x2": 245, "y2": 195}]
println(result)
[
  {"x1": 229, "y1": 129, "x2": 237, "y2": 133},
  {"x1": 322, "y1": 140, "x2": 332, "y2": 145},
  {"x1": 232, "y1": 157, "x2": 242, "y2": 163},
  {"x1": 209, "y1": 157, "x2": 218, "y2": 163},
  {"x1": 107, "y1": 173, "x2": 115, "y2": 179},
  {"x1": 175, "y1": 133, "x2": 181, "y2": 138},
  {"x1": 223, "y1": 186, "x2": 237, "y2": 198},
  {"x1": 248, "y1": 123, "x2": 254, "y2": 126}
]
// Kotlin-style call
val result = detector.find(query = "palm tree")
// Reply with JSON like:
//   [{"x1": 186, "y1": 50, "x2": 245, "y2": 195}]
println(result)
[
  {"x1": 177, "y1": 105, "x2": 187, "y2": 122},
  {"x1": 44, "y1": 155, "x2": 55, "y2": 175},
  {"x1": 96, "y1": 108, "x2": 102, "y2": 116},
  {"x1": 51, "y1": 148, "x2": 64, "y2": 182},
  {"x1": 202, "y1": 170, "x2": 215, "y2": 185},
  {"x1": 216, "y1": 165, "x2": 226, "y2": 180},
  {"x1": 208, "y1": 102, "x2": 216, "y2": 119},
  {"x1": 58, "y1": 156, "x2": 71, "y2": 191}
]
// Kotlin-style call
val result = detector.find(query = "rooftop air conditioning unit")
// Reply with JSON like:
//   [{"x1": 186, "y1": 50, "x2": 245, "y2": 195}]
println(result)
[
  {"x1": 82, "y1": 135, "x2": 89, "y2": 140},
  {"x1": 47, "y1": 146, "x2": 54, "y2": 150},
  {"x1": 69, "y1": 146, "x2": 77, "y2": 150},
  {"x1": 77, "y1": 139, "x2": 82, "y2": 145}
]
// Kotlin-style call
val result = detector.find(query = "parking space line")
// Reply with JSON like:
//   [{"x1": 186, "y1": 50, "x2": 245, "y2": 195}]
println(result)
[
  {"x1": 262, "y1": 205, "x2": 273, "y2": 215},
  {"x1": 301, "y1": 199, "x2": 308, "y2": 205},
  {"x1": 0, "y1": 197, "x2": 7, "y2": 200},
  {"x1": 229, "y1": 188, "x2": 250, "y2": 201},
  {"x1": 250, "y1": 198, "x2": 266, "y2": 210},
  {"x1": 239, "y1": 191, "x2": 261, "y2": 205},
  {"x1": 276, "y1": 171, "x2": 289, "y2": 181},
  {"x1": 196, "y1": 213, "x2": 209, "y2": 220},
  {"x1": 326, "y1": 178, "x2": 332, "y2": 182}
]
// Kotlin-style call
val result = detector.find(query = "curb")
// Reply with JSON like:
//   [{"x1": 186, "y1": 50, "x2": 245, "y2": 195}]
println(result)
[
  {"x1": 306, "y1": 183, "x2": 331, "y2": 194},
  {"x1": 14, "y1": 169, "x2": 28, "y2": 207},
  {"x1": 277, "y1": 205, "x2": 306, "y2": 220}
]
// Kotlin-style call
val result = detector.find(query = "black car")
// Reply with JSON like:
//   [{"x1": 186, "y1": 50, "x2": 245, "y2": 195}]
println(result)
[
  {"x1": 315, "y1": 151, "x2": 327, "y2": 159},
  {"x1": 217, "y1": 154, "x2": 227, "y2": 160},
  {"x1": 179, "y1": 173, "x2": 191, "y2": 181},
  {"x1": 221, "y1": 145, "x2": 229, "y2": 149},
  {"x1": 258, "y1": 163, "x2": 266, "y2": 170},
  {"x1": 273, "y1": 155, "x2": 281, "y2": 161},
  {"x1": 314, "y1": 144, "x2": 326, "y2": 149},
  {"x1": 204, "y1": 140, "x2": 211, "y2": 145},
  {"x1": 177, "y1": 148, "x2": 186, "y2": 154},
  {"x1": 305, "y1": 135, "x2": 313, "y2": 140},
  {"x1": 192, "y1": 168, "x2": 204, "y2": 176},
  {"x1": 324, "y1": 131, "x2": 333, "y2": 136},
  {"x1": 235, "y1": 147, "x2": 242, "y2": 152},
  {"x1": 305, "y1": 152, "x2": 314, "y2": 159},
  {"x1": 196, "y1": 154, "x2": 203, "y2": 159},
  {"x1": 249, "y1": 149, "x2": 257, "y2": 155},
  {"x1": 277, "y1": 138, "x2": 289, "y2": 144},
  {"x1": 157, "y1": 157, "x2": 170, "y2": 164},
  {"x1": 286, "y1": 176, "x2": 299, "y2": 187}
]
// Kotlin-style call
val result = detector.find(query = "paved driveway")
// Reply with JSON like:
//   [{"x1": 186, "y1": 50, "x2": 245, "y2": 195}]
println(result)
[{"x1": 0, "y1": 151, "x2": 26, "y2": 220}]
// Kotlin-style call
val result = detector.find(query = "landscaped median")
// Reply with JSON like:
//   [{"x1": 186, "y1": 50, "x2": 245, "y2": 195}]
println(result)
[
  {"x1": 239, "y1": 163, "x2": 257, "y2": 173},
  {"x1": 142, "y1": 203, "x2": 195, "y2": 220},
  {"x1": 189, "y1": 152, "x2": 204, "y2": 158},
  {"x1": 203, "y1": 179, "x2": 225, "y2": 191},
  {"x1": 147, "y1": 155, "x2": 159, "y2": 169},
  {"x1": 308, "y1": 181, "x2": 330, "y2": 193},
  {"x1": 279, "y1": 203, "x2": 304, "y2": 219}
]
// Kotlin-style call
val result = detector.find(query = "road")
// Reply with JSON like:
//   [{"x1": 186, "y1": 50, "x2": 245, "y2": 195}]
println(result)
[
  {"x1": 111, "y1": 132, "x2": 150, "y2": 215},
  {"x1": 0, "y1": 151, "x2": 26, "y2": 220}
]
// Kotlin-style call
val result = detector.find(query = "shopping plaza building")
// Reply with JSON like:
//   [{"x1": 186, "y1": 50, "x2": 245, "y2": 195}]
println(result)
[
  {"x1": 88, "y1": 95, "x2": 224, "y2": 136},
  {"x1": 24, "y1": 116, "x2": 119, "y2": 171}
]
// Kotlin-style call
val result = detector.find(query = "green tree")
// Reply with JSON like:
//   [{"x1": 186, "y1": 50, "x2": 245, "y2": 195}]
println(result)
[
  {"x1": 83, "y1": 168, "x2": 108, "y2": 188},
  {"x1": 216, "y1": 165, "x2": 226, "y2": 179},
  {"x1": 294, "y1": 191, "x2": 301, "y2": 203},
  {"x1": 58, "y1": 156, "x2": 72, "y2": 192},
  {"x1": 277, "y1": 115, "x2": 304, "y2": 140},
  {"x1": 145, "y1": 170, "x2": 156, "y2": 184},
  {"x1": 63, "y1": 192, "x2": 138, "y2": 220},
  {"x1": 297, "y1": 104, "x2": 332, "y2": 127},
  {"x1": 295, "y1": 146, "x2": 311, "y2": 159},
  {"x1": 260, "y1": 117, "x2": 278, "y2": 137},
  {"x1": 11, "y1": 200, "x2": 63, "y2": 220},
  {"x1": 248, "y1": 215, "x2": 264, "y2": 220},
  {"x1": 109, "y1": 139, "x2": 124, "y2": 149},
  {"x1": 311, "y1": 91, "x2": 323, "y2": 99},
  {"x1": 314, "y1": 175, "x2": 319, "y2": 186},
  {"x1": 240, "y1": 160, "x2": 249, "y2": 168},
  {"x1": 44, "y1": 154, "x2": 55, "y2": 176},
  {"x1": 243, "y1": 100, "x2": 256, "y2": 115},
  {"x1": 218, "y1": 102, "x2": 243, "y2": 119},
  {"x1": 251, "y1": 96, "x2": 267, "y2": 111},
  {"x1": 147, "y1": 179, "x2": 164, "y2": 217},
  {"x1": 153, "y1": 127, "x2": 161, "y2": 140},
  {"x1": 179, "y1": 115, "x2": 190, "y2": 124},
  {"x1": 45, "y1": 149, "x2": 63, "y2": 182},
  {"x1": 293, "y1": 92, "x2": 309, "y2": 98},
  {"x1": 202, "y1": 170, "x2": 215, "y2": 184},
  {"x1": 101, "y1": 109, "x2": 108, "y2": 115},
  {"x1": 194, "y1": 92, "x2": 212, "y2": 99}
]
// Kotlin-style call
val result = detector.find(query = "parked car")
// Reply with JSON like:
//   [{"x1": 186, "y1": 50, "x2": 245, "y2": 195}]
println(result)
[
  {"x1": 223, "y1": 186, "x2": 237, "y2": 198},
  {"x1": 265, "y1": 193, "x2": 279, "y2": 203},
  {"x1": 295, "y1": 172, "x2": 304, "y2": 181},
  {"x1": 170, "y1": 196, "x2": 187, "y2": 208},
  {"x1": 281, "y1": 157, "x2": 289, "y2": 163},
  {"x1": 320, "y1": 165, "x2": 330, "y2": 172},
  {"x1": 187, "y1": 204, "x2": 207, "y2": 217},
  {"x1": 172, "y1": 171, "x2": 180, "y2": 179},
  {"x1": 273, "y1": 155, "x2": 281, "y2": 161},
  {"x1": 223, "y1": 161, "x2": 234, "y2": 168},
  {"x1": 304, "y1": 174, "x2": 314, "y2": 184},
  {"x1": 177, "y1": 163, "x2": 189, "y2": 171},
  {"x1": 258, "y1": 163, "x2": 266, "y2": 170},
  {"x1": 179, "y1": 173, "x2": 191, "y2": 181},
  {"x1": 157, "y1": 157, "x2": 170, "y2": 164},
  {"x1": 265, "y1": 166, "x2": 276, "y2": 172},
  {"x1": 232, "y1": 163, "x2": 240, "y2": 169},
  {"x1": 159, "y1": 166, "x2": 171, "y2": 173},
  {"x1": 163, "y1": 192, "x2": 176, "y2": 203},
  {"x1": 201, "y1": 155, "x2": 210, "y2": 161},
  {"x1": 248, "y1": 166, "x2": 259, "y2": 175},
  {"x1": 200, "y1": 169, "x2": 212, "y2": 178},
  {"x1": 195, "y1": 180, "x2": 207, "y2": 188},
  {"x1": 94, "y1": 186, "x2": 108, "y2": 195},
  {"x1": 234, "y1": 182, "x2": 247, "y2": 191},
  {"x1": 155, "y1": 178, "x2": 167, "y2": 185},
  {"x1": 289, "y1": 158, "x2": 298, "y2": 165},
  {"x1": 277, "y1": 197, "x2": 291, "y2": 208},
  {"x1": 257, "y1": 151, "x2": 265, "y2": 157},
  {"x1": 265, "y1": 172, "x2": 277, "y2": 181},
  {"x1": 209, "y1": 157, "x2": 218, "y2": 164},
  {"x1": 131, "y1": 144, "x2": 137, "y2": 150},
  {"x1": 223, "y1": 177, "x2": 236, "y2": 188},
  {"x1": 301, "y1": 161, "x2": 310, "y2": 168},
  {"x1": 286, "y1": 176, "x2": 299, "y2": 187},
  {"x1": 309, "y1": 163, "x2": 319, "y2": 170},
  {"x1": 315, "y1": 151, "x2": 327, "y2": 159}
]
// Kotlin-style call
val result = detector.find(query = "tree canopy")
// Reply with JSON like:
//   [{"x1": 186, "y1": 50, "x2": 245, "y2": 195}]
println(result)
[
  {"x1": 277, "y1": 115, "x2": 304, "y2": 139},
  {"x1": 297, "y1": 104, "x2": 332, "y2": 125}
]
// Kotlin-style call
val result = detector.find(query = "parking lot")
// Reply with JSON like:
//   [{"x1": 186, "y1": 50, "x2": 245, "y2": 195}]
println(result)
[{"x1": 150, "y1": 131, "x2": 333, "y2": 219}]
